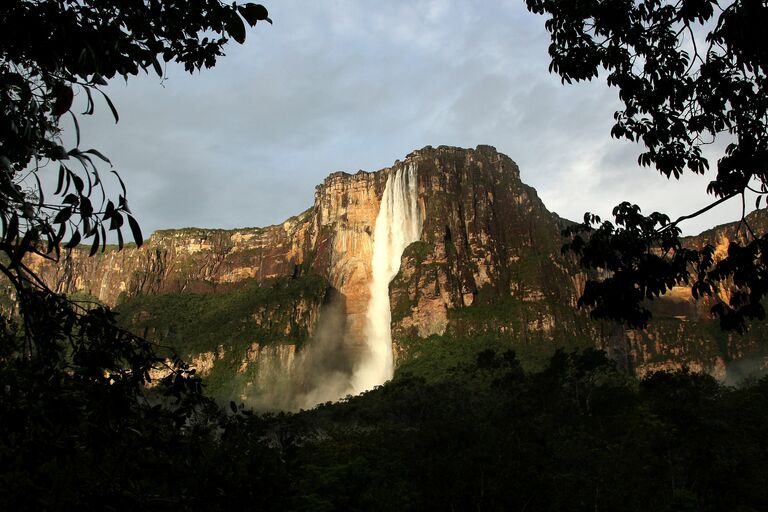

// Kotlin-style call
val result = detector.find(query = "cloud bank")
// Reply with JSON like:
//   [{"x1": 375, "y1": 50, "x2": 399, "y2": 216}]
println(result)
[{"x1": 62, "y1": 1, "x2": 750, "y2": 238}]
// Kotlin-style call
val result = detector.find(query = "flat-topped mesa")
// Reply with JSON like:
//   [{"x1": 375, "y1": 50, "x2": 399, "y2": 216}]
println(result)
[
  {"x1": 23, "y1": 145, "x2": 767, "y2": 400},
  {"x1": 25, "y1": 209, "x2": 316, "y2": 306},
  {"x1": 25, "y1": 145, "x2": 576, "y2": 352}
]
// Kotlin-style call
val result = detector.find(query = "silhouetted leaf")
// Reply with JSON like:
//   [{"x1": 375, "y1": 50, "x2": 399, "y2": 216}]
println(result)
[
  {"x1": 72, "y1": 174, "x2": 84, "y2": 193},
  {"x1": 79, "y1": 196, "x2": 93, "y2": 218},
  {"x1": 96, "y1": 88, "x2": 119, "y2": 123},
  {"x1": 65, "y1": 229, "x2": 81, "y2": 248},
  {"x1": 127, "y1": 214, "x2": 143, "y2": 247},
  {"x1": 68, "y1": 111, "x2": 81, "y2": 147},
  {"x1": 239, "y1": 4, "x2": 272, "y2": 26},
  {"x1": 111, "y1": 170, "x2": 126, "y2": 196},
  {"x1": 151, "y1": 56, "x2": 163, "y2": 77},
  {"x1": 109, "y1": 212, "x2": 123, "y2": 230},
  {"x1": 53, "y1": 207, "x2": 72, "y2": 224},
  {"x1": 89, "y1": 230, "x2": 100, "y2": 256},
  {"x1": 82, "y1": 85, "x2": 94, "y2": 115},
  {"x1": 55, "y1": 165, "x2": 66, "y2": 195},
  {"x1": 103, "y1": 200, "x2": 115, "y2": 220},
  {"x1": 33, "y1": 174, "x2": 44, "y2": 207},
  {"x1": 83, "y1": 149, "x2": 111, "y2": 164},
  {"x1": 11, "y1": 229, "x2": 34, "y2": 267},
  {"x1": 118, "y1": 195, "x2": 131, "y2": 213},
  {"x1": 6, "y1": 212, "x2": 18, "y2": 243},
  {"x1": 63, "y1": 193, "x2": 79, "y2": 206},
  {"x1": 52, "y1": 84, "x2": 74, "y2": 117},
  {"x1": 227, "y1": 12, "x2": 247, "y2": 44}
]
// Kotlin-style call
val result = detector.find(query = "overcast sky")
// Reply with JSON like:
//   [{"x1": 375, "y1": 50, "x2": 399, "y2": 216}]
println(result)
[{"x1": 63, "y1": 1, "x2": 751, "y2": 238}]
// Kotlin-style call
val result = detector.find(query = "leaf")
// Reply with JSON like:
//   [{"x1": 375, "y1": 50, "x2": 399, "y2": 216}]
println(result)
[
  {"x1": 11, "y1": 229, "x2": 34, "y2": 268},
  {"x1": 96, "y1": 88, "x2": 119, "y2": 123},
  {"x1": 118, "y1": 195, "x2": 131, "y2": 213},
  {"x1": 34, "y1": 173, "x2": 44, "y2": 207},
  {"x1": 6, "y1": 212, "x2": 18, "y2": 244},
  {"x1": 45, "y1": 230, "x2": 55, "y2": 255},
  {"x1": 117, "y1": 227, "x2": 124, "y2": 250},
  {"x1": 103, "y1": 200, "x2": 115, "y2": 220},
  {"x1": 83, "y1": 149, "x2": 112, "y2": 164},
  {"x1": 79, "y1": 196, "x2": 93, "y2": 218},
  {"x1": 55, "y1": 222, "x2": 66, "y2": 244},
  {"x1": 151, "y1": 56, "x2": 163, "y2": 77},
  {"x1": 63, "y1": 193, "x2": 79, "y2": 206},
  {"x1": 52, "y1": 84, "x2": 74, "y2": 117},
  {"x1": 109, "y1": 212, "x2": 123, "y2": 230},
  {"x1": 127, "y1": 214, "x2": 143, "y2": 247},
  {"x1": 227, "y1": 11, "x2": 247, "y2": 44},
  {"x1": 99, "y1": 224, "x2": 107, "y2": 252},
  {"x1": 111, "y1": 170, "x2": 126, "y2": 196},
  {"x1": 82, "y1": 216, "x2": 91, "y2": 240},
  {"x1": 68, "y1": 111, "x2": 81, "y2": 147},
  {"x1": 240, "y1": 4, "x2": 272, "y2": 25},
  {"x1": 92, "y1": 74, "x2": 108, "y2": 86},
  {"x1": 229, "y1": 401, "x2": 237, "y2": 413},
  {"x1": 55, "y1": 164, "x2": 66, "y2": 195},
  {"x1": 72, "y1": 174, "x2": 84, "y2": 193},
  {"x1": 82, "y1": 86, "x2": 94, "y2": 115},
  {"x1": 52, "y1": 146, "x2": 69, "y2": 160},
  {"x1": 53, "y1": 207, "x2": 73, "y2": 224},
  {"x1": 65, "y1": 229, "x2": 81, "y2": 248}
]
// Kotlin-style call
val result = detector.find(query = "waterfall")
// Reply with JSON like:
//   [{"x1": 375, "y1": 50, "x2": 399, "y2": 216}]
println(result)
[{"x1": 351, "y1": 163, "x2": 422, "y2": 393}]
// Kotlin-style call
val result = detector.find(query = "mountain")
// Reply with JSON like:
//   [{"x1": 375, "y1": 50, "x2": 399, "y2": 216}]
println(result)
[{"x1": 26, "y1": 145, "x2": 768, "y2": 408}]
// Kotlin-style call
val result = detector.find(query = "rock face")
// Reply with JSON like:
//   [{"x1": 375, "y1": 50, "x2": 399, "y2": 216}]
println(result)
[{"x1": 26, "y1": 145, "x2": 768, "y2": 404}]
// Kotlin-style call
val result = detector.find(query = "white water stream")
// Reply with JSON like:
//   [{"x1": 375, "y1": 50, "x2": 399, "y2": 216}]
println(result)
[{"x1": 351, "y1": 163, "x2": 422, "y2": 393}]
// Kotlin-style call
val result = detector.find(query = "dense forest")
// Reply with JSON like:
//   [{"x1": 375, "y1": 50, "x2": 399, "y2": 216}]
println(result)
[{"x1": 2, "y1": 338, "x2": 767, "y2": 510}]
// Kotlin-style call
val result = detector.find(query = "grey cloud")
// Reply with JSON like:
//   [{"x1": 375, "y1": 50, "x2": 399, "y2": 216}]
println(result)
[{"x1": 55, "y1": 2, "x2": 745, "y2": 238}]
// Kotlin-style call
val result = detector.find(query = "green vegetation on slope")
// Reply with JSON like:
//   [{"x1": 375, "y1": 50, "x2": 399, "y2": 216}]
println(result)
[
  {"x1": 392, "y1": 287, "x2": 610, "y2": 385},
  {"x1": 115, "y1": 274, "x2": 327, "y2": 358}
]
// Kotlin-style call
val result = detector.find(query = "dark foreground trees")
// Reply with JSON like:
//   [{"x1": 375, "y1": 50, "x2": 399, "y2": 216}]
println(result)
[
  {"x1": 0, "y1": 0, "x2": 272, "y2": 382},
  {"x1": 1, "y1": 0, "x2": 271, "y2": 271},
  {"x1": 0, "y1": 1, "x2": 271, "y2": 508},
  {"x1": 525, "y1": 0, "x2": 768, "y2": 332},
  {"x1": 3, "y1": 345, "x2": 767, "y2": 510}
]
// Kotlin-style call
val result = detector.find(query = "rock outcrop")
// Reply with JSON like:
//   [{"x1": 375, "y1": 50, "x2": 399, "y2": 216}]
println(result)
[{"x1": 25, "y1": 145, "x2": 768, "y2": 403}]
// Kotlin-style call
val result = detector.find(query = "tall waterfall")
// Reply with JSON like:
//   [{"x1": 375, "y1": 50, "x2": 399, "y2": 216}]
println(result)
[{"x1": 351, "y1": 163, "x2": 422, "y2": 393}]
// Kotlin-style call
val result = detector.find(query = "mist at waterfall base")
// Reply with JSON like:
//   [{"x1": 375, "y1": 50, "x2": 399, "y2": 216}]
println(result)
[
  {"x1": 241, "y1": 165, "x2": 422, "y2": 411},
  {"x1": 226, "y1": 290, "x2": 353, "y2": 411}
]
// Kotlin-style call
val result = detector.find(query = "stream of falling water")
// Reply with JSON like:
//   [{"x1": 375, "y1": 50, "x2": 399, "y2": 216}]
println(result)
[{"x1": 351, "y1": 163, "x2": 422, "y2": 394}]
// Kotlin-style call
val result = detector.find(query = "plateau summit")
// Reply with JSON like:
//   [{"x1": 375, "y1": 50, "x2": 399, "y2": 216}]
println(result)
[{"x1": 28, "y1": 146, "x2": 768, "y2": 409}]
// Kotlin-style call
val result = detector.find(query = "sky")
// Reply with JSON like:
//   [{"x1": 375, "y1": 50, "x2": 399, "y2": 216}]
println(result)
[{"x1": 62, "y1": 1, "x2": 752, "y2": 238}]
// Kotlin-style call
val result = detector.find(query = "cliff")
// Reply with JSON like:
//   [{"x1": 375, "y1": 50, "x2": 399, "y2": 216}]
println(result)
[{"x1": 25, "y1": 145, "x2": 768, "y2": 406}]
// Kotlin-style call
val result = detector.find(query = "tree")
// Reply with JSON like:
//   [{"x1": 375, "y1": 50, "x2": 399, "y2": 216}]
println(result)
[
  {"x1": 0, "y1": 4, "x2": 271, "y2": 505},
  {"x1": 525, "y1": 0, "x2": 768, "y2": 332},
  {"x1": 0, "y1": 0, "x2": 271, "y2": 349},
  {"x1": 0, "y1": 0, "x2": 271, "y2": 277}
]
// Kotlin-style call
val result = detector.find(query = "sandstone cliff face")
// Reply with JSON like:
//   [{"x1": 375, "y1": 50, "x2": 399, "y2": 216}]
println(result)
[
  {"x1": 388, "y1": 146, "x2": 582, "y2": 339},
  {"x1": 25, "y1": 145, "x2": 768, "y2": 396},
  {"x1": 27, "y1": 211, "x2": 314, "y2": 305}
]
